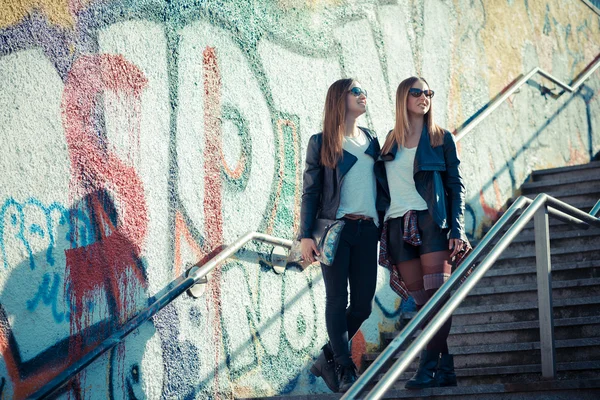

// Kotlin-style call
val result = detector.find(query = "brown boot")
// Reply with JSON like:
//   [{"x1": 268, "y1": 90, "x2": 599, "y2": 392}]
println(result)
[{"x1": 310, "y1": 344, "x2": 339, "y2": 392}]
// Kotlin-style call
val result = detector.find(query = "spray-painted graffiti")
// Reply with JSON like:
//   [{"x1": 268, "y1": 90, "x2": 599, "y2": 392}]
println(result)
[
  {"x1": 27, "y1": 272, "x2": 70, "y2": 323},
  {"x1": 62, "y1": 53, "x2": 150, "y2": 371},
  {"x1": 0, "y1": 0, "x2": 599, "y2": 398}
]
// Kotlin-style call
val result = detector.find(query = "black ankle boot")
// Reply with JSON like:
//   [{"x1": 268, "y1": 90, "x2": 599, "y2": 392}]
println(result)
[
  {"x1": 436, "y1": 353, "x2": 457, "y2": 387},
  {"x1": 404, "y1": 350, "x2": 440, "y2": 390},
  {"x1": 310, "y1": 344, "x2": 339, "y2": 392},
  {"x1": 336, "y1": 363, "x2": 357, "y2": 393}
]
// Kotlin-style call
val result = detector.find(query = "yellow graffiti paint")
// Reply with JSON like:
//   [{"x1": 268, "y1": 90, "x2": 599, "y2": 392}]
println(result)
[
  {"x1": 477, "y1": 1, "x2": 531, "y2": 95},
  {"x1": 451, "y1": 0, "x2": 600, "y2": 107},
  {"x1": 534, "y1": 0, "x2": 600, "y2": 74},
  {"x1": 0, "y1": 0, "x2": 74, "y2": 29}
]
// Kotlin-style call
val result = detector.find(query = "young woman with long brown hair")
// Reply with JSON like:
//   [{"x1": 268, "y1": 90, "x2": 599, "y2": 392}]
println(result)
[
  {"x1": 380, "y1": 76, "x2": 468, "y2": 389},
  {"x1": 299, "y1": 78, "x2": 386, "y2": 393}
]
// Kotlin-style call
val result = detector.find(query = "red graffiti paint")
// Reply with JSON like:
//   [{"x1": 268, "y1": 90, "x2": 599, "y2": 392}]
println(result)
[
  {"x1": 479, "y1": 189, "x2": 498, "y2": 220},
  {"x1": 63, "y1": 54, "x2": 148, "y2": 249},
  {"x1": 203, "y1": 46, "x2": 225, "y2": 396},
  {"x1": 0, "y1": 305, "x2": 84, "y2": 399},
  {"x1": 350, "y1": 330, "x2": 367, "y2": 372},
  {"x1": 0, "y1": 314, "x2": 58, "y2": 398},
  {"x1": 479, "y1": 154, "x2": 503, "y2": 221},
  {"x1": 174, "y1": 210, "x2": 207, "y2": 277},
  {"x1": 202, "y1": 47, "x2": 224, "y2": 256},
  {"x1": 0, "y1": 53, "x2": 152, "y2": 400},
  {"x1": 62, "y1": 54, "x2": 149, "y2": 363}
]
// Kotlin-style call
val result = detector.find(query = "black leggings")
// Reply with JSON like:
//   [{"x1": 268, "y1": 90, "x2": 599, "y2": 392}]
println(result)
[{"x1": 320, "y1": 219, "x2": 379, "y2": 367}]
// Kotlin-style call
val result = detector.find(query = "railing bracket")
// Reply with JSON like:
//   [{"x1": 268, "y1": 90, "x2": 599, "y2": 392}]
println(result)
[
  {"x1": 186, "y1": 265, "x2": 209, "y2": 298},
  {"x1": 270, "y1": 246, "x2": 288, "y2": 274}
]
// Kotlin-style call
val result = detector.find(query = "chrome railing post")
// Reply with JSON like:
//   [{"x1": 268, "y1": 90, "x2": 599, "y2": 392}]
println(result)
[{"x1": 534, "y1": 203, "x2": 556, "y2": 379}]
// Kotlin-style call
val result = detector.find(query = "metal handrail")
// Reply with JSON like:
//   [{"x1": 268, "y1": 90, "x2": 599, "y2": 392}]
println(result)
[
  {"x1": 343, "y1": 194, "x2": 600, "y2": 399},
  {"x1": 582, "y1": 0, "x2": 600, "y2": 16},
  {"x1": 454, "y1": 54, "x2": 600, "y2": 142},
  {"x1": 591, "y1": 199, "x2": 600, "y2": 217},
  {"x1": 31, "y1": 232, "x2": 292, "y2": 399}
]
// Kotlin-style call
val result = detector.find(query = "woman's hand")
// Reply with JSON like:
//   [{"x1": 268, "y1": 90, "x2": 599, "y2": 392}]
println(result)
[
  {"x1": 449, "y1": 238, "x2": 467, "y2": 259},
  {"x1": 300, "y1": 238, "x2": 320, "y2": 263}
]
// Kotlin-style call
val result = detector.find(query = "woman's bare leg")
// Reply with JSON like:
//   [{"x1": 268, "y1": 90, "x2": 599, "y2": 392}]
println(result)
[{"x1": 397, "y1": 259, "x2": 428, "y2": 307}]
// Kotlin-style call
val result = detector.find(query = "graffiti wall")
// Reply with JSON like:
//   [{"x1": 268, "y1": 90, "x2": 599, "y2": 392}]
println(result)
[{"x1": 0, "y1": 0, "x2": 599, "y2": 398}]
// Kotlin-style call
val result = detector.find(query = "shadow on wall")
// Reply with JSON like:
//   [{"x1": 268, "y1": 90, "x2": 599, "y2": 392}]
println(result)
[
  {"x1": 0, "y1": 190, "x2": 155, "y2": 399},
  {"x1": 153, "y1": 258, "x2": 331, "y2": 398},
  {"x1": 462, "y1": 81, "x2": 597, "y2": 239}
]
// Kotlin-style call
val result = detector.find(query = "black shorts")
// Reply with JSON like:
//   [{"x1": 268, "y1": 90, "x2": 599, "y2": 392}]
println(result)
[{"x1": 387, "y1": 210, "x2": 449, "y2": 263}]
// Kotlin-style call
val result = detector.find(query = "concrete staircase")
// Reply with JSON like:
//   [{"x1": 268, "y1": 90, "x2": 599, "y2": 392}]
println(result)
[{"x1": 251, "y1": 161, "x2": 600, "y2": 399}]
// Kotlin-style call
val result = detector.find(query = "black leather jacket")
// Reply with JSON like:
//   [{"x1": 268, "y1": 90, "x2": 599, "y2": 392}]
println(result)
[
  {"x1": 298, "y1": 127, "x2": 387, "y2": 240},
  {"x1": 380, "y1": 127, "x2": 467, "y2": 241}
]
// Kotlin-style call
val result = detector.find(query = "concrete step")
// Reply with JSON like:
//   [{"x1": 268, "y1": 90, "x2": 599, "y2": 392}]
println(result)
[
  {"x1": 522, "y1": 173, "x2": 600, "y2": 192},
  {"x1": 531, "y1": 161, "x2": 600, "y2": 183},
  {"x1": 482, "y1": 200, "x2": 599, "y2": 237},
  {"x1": 363, "y1": 337, "x2": 600, "y2": 370},
  {"x1": 521, "y1": 181, "x2": 600, "y2": 204},
  {"x1": 491, "y1": 244, "x2": 600, "y2": 268},
  {"x1": 386, "y1": 361, "x2": 600, "y2": 388},
  {"x1": 521, "y1": 179, "x2": 600, "y2": 197},
  {"x1": 382, "y1": 316, "x2": 600, "y2": 348},
  {"x1": 524, "y1": 191, "x2": 600, "y2": 210},
  {"x1": 448, "y1": 316, "x2": 600, "y2": 347},
  {"x1": 520, "y1": 218, "x2": 595, "y2": 235},
  {"x1": 453, "y1": 296, "x2": 600, "y2": 326},
  {"x1": 385, "y1": 378, "x2": 600, "y2": 399},
  {"x1": 502, "y1": 226, "x2": 600, "y2": 245},
  {"x1": 244, "y1": 378, "x2": 600, "y2": 399},
  {"x1": 492, "y1": 229, "x2": 600, "y2": 259},
  {"x1": 477, "y1": 259, "x2": 600, "y2": 287},
  {"x1": 460, "y1": 277, "x2": 600, "y2": 308},
  {"x1": 496, "y1": 243, "x2": 600, "y2": 263}
]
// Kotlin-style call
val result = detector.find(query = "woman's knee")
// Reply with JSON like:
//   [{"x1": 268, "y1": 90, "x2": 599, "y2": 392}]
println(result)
[
  {"x1": 348, "y1": 303, "x2": 372, "y2": 323},
  {"x1": 325, "y1": 294, "x2": 348, "y2": 311},
  {"x1": 421, "y1": 251, "x2": 452, "y2": 291}
]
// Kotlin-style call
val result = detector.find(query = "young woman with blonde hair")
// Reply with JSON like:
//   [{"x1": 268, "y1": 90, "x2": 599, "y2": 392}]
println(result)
[
  {"x1": 300, "y1": 78, "x2": 386, "y2": 392},
  {"x1": 380, "y1": 76, "x2": 468, "y2": 389}
]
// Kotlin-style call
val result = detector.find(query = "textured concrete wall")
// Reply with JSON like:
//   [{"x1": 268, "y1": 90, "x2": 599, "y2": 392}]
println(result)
[{"x1": 0, "y1": 0, "x2": 599, "y2": 398}]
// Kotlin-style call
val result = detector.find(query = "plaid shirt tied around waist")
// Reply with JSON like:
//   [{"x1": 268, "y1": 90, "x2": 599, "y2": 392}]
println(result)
[
  {"x1": 402, "y1": 210, "x2": 422, "y2": 246},
  {"x1": 379, "y1": 210, "x2": 473, "y2": 300}
]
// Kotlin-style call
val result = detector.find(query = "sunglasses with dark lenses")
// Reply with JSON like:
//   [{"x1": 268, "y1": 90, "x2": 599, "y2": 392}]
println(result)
[
  {"x1": 349, "y1": 87, "x2": 368, "y2": 98},
  {"x1": 408, "y1": 88, "x2": 435, "y2": 98}
]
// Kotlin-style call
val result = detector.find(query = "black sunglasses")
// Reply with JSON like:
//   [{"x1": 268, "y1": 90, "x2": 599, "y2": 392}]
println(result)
[
  {"x1": 408, "y1": 88, "x2": 435, "y2": 98},
  {"x1": 349, "y1": 87, "x2": 368, "y2": 98}
]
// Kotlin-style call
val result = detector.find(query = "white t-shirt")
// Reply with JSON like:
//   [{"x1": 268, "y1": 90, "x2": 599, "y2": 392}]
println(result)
[
  {"x1": 384, "y1": 146, "x2": 428, "y2": 221},
  {"x1": 335, "y1": 131, "x2": 379, "y2": 226}
]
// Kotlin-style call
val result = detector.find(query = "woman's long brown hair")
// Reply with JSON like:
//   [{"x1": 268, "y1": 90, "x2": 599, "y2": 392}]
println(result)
[
  {"x1": 382, "y1": 76, "x2": 444, "y2": 154},
  {"x1": 321, "y1": 78, "x2": 355, "y2": 168}
]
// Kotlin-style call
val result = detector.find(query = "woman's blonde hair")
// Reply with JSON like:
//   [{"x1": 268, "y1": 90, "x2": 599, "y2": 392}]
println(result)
[
  {"x1": 382, "y1": 76, "x2": 444, "y2": 154},
  {"x1": 320, "y1": 78, "x2": 355, "y2": 168}
]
